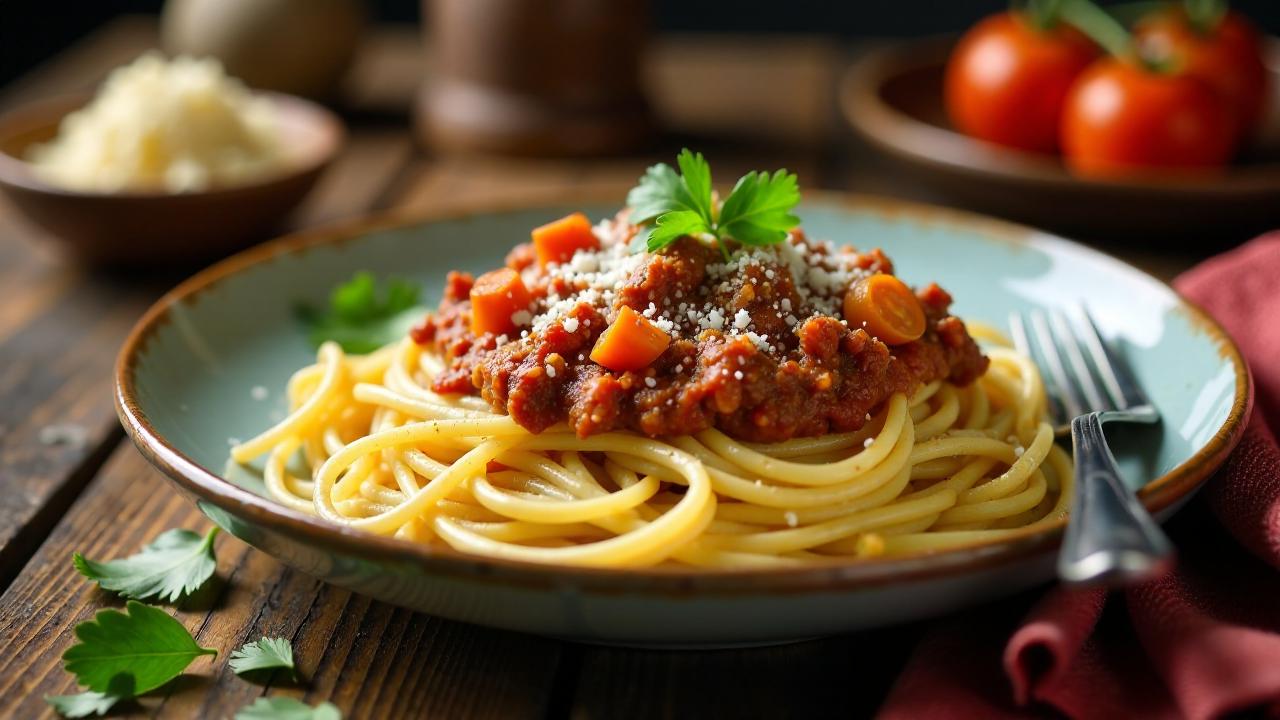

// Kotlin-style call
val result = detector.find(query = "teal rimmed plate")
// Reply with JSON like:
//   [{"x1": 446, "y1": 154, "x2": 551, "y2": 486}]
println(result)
[{"x1": 115, "y1": 193, "x2": 1249, "y2": 647}]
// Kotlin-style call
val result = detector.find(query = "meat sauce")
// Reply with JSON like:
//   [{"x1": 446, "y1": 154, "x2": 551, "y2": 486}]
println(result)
[{"x1": 411, "y1": 218, "x2": 987, "y2": 443}]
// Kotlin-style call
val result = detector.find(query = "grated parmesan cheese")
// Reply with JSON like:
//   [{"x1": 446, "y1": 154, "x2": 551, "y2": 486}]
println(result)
[
  {"x1": 28, "y1": 54, "x2": 285, "y2": 193},
  {"x1": 498, "y1": 220, "x2": 878, "y2": 373}
]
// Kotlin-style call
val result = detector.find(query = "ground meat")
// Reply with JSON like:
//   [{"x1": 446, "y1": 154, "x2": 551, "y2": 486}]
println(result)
[
  {"x1": 613, "y1": 237, "x2": 716, "y2": 314},
  {"x1": 417, "y1": 228, "x2": 988, "y2": 442}
]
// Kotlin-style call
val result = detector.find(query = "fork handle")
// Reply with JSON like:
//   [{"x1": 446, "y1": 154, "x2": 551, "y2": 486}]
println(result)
[{"x1": 1059, "y1": 413, "x2": 1175, "y2": 586}]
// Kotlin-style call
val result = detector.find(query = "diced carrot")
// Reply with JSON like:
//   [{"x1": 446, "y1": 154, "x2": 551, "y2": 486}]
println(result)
[
  {"x1": 470, "y1": 268, "x2": 532, "y2": 337},
  {"x1": 842, "y1": 274, "x2": 926, "y2": 345},
  {"x1": 590, "y1": 306, "x2": 672, "y2": 372},
  {"x1": 532, "y1": 212, "x2": 599, "y2": 267}
]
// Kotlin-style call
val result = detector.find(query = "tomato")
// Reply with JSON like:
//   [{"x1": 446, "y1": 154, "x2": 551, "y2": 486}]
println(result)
[
  {"x1": 1135, "y1": 9, "x2": 1269, "y2": 136},
  {"x1": 843, "y1": 274, "x2": 925, "y2": 346},
  {"x1": 1061, "y1": 58, "x2": 1236, "y2": 178},
  {"x1": 945, "y1": 12, "x2": 1099, "y2": 153}
]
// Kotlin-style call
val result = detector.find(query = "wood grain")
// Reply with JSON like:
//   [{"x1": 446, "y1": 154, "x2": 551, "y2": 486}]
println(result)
[
  {"x1": 0, "y1": 444, "x2": 566, "y2": 720},
  {"x1": 0, "y1": 18, "x2": 573, "y2": 720},
  {"x1": 0, "y1": 266, "x2": 161, "y2": 588},
  {"x1": 568, "y1": 631, "x2": 917, "y2": 720},
  {"x1": 289, "y1": 127, "x2": 417, "y2": 226},
  {"x1": 0, "y1": 17, "x2": 421, "y2": 599}
]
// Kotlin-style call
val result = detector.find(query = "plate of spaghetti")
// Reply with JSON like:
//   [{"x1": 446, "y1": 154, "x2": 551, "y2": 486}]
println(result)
[{"x1": 116, "y1": 154, "x2": 1248, "y2": 646}]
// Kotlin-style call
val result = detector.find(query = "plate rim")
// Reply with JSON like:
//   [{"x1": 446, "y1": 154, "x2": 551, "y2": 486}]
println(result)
[{"x1": 114, "y1": 190, "x2": 1252, "y2": 595}]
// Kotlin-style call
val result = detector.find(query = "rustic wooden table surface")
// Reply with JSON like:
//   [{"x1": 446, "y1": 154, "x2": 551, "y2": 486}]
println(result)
[{"x1": 0, "y1": 18, "x2": 1224, "y2": 719}]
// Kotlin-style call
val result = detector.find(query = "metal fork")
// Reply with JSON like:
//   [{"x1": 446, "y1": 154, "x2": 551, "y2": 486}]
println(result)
[{"x1": 1010, "y1": 307, "x2": 1174, "y2": 586}]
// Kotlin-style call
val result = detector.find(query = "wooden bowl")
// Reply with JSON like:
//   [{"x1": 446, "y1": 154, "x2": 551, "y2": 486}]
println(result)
[
  {"x1": 841, "y1": 38, "x2": 1280, "y2": 242},
  {"x1": 0, "y1": 92, "x2": 344, "y2": 266}
]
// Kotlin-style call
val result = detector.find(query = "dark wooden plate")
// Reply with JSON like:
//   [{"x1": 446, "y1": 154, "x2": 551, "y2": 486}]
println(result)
[{"x1": 841, "y1": 37, "x2": 1280, "y2": 242}]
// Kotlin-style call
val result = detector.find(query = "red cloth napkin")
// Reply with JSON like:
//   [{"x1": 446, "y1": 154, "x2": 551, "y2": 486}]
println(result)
[{"x1": 878, "y1": 232, "x2": 1280, "y2": 720}]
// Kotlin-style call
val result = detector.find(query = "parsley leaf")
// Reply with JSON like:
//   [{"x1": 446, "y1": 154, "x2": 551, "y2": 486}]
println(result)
[
  {"x1": 62, "y1": 601, "x2": 217, "y2": 695},
  {"x1": 46, "y1": 692, "x2": 119, "y2": 719},
  {"x1": 626, "y1": 149, "x2": 800, "y2": 257},
  {"x1": 299, "y1": 271, "x2": 427, "y2": 354},
  {"x1": 73, "y1": 528, "x2": 219, "y2": 603},
  {"x1": 45, "y1": 675, "x2": 133, "y2": 719},
  {"x1": 718, "y1": 169, "x2": 801, "y2": 247},
  {"x1": 235, "y1": 697, "x2": 343, "y2": 720},
  {"x1": 676, "y1": 149, "x2": 714, "y2": 222},
  {"x1": 230, "y1": 637, "x2": 297, "y2": 680},
  {"x1": 626, "y1": 162, "x2": 686, "y2": 223},
  {"x1": 629, "y1": 209, "x2": 708, "y2": 255}
]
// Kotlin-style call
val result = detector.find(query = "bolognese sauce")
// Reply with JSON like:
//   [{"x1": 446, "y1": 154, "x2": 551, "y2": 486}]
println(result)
[{"x1": 411, "y1": 214, "x2": 987, "y2": 442}]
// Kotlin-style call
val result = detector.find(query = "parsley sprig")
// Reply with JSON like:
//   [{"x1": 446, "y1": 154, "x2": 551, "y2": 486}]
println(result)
[
  {"x1": 298, "y1": 272, "x2": 427, "y2": 354},
  {"x1": 236, "y1": 697, "x2": 343, "y2": 720},
  {"x1": 230, "y1": 637, "x2": 299, "y2": 681},
  {"x1": 48, "y1": 528, "x2": 342, "y2": 719},
  {"x1": 626, "y1": 149, "x2": 801, "y2": 260},
  {"x1": 51, "y1": 600, "x2": 217, "y2": 716},
  {"x1": 74, "y1": 527, "x2": 219, "y2": 603}
]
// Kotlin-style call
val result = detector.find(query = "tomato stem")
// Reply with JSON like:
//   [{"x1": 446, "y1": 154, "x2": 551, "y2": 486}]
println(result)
[
  {"x1": 717, "y1": 238, "x2": 732, "y2": 262},
  {"x1": 1106, "y1": 0, "x2": 1176, "y2": 25},
  {"x1": 1183, "y1": 0, "x2": 1227, "y2": 34},
  {"x1": 1019, "y1": 0, "x2": 1065, "y2": 30},
  {"x1": 1058, "y1": 0, "x2": 1139, "y2": 62}
]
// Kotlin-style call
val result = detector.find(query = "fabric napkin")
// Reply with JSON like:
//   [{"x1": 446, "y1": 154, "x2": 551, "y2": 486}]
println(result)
[{"x1": 878, "y1": 232, "x2": 1280, "y2": 720}]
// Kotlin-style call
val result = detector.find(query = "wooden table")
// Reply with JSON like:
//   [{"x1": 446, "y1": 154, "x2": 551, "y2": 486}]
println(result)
[{"x1": 0, "y1": 18, "x2": 1222, "y2": 719}]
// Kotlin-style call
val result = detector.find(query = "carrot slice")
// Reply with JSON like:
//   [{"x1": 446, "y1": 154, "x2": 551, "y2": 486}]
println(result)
[
  {"x1": 843, "y1": 274, "x2": 926, "y2": 345},
  {"x1": 470, "y1": 268, "x2": 532, "y2": 337},
  {"x1": 590, "y1": 306, "x2": 672, "y2": 371},
  {"x1": 532, "y1": 212, "x2": 599, "y2": 267}
]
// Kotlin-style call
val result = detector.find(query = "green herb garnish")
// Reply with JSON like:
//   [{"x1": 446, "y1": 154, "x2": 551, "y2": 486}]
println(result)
[
  {"x1": 626, "y1": 149, "x2": 800, "y2": 260},
  {"x1": 73, "y1": 528, "x2": 219, "y2": 603},
  {"x1": 235, "y1": 697, "x2": 343, "y2": 720},
  {"x1": 61, "y1": 601, "x2": 217, "y2": 696},
  {"x1": 45, "y1": 676, "x2": 133, "y2": 719},
  {"x1": 298, "y1": 271, "x2": 427, "y2": 354},
  {"x1": 230, "y1": 637, "x2": 298, "y2": 681}
]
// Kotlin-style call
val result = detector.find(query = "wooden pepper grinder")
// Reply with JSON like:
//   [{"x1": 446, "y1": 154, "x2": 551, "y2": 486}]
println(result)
[{"x1": 418, "y1": 0, "x2": 655, "y2": 156}]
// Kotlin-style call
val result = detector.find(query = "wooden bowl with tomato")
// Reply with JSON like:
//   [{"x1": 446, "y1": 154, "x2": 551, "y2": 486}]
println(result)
[{"x1": 841, "y1": 0, "x2": 1280, "y2": 241}]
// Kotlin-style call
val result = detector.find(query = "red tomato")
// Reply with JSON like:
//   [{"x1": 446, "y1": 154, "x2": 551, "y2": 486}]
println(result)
[
  {"x1": 945, "y1": 12, "x2": 1099, "y2": 153},
  {"x1": 1135, "y1": 9, "x2": 1269, "y2": 135},
  {"x1": 1061, "y1": 58, "x2": 1236, "y2": 178}
]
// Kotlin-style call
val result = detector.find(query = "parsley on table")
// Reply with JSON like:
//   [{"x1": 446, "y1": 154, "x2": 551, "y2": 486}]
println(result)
[
  {"x1": 235, "y1": 697, "x2": 343, "y2": 720},
  {"x1": 61, "y1": 601, "x2": 216, "y2": 696},
  {"x1": 45, "y1": 677, "x2": 132, "y2": 719},
  {"x1": 626, "y1": 149, "x2": 800, "y2": 259},
  {"x1": 298, "y1": 271, "x2": 427, "y2": 354},
  {"x1": 73, "y1": 527, "x2": 219, "y2": 603},
  {"x1": 230, "y1": 637, "x2": 298, "y2": 681}
]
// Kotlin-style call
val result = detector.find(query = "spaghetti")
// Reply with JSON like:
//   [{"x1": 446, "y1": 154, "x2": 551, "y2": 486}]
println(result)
[{"x1": 230, "y1": 326, "x2": 1072, "y2": 569}]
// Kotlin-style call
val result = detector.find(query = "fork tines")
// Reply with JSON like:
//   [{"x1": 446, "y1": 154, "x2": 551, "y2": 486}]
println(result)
[{"x1": 1009, "y1": 307, "x2": 1151, "y2": 427}]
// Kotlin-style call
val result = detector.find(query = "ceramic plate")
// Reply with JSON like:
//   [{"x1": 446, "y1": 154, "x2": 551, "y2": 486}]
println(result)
[{"x1": 115, "y1": 194, "x2": 1249, "y2": 647}]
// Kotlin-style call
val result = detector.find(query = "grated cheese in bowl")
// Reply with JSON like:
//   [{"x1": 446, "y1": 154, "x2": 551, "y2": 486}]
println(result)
[{"x1": 26, "y1": 53, "x2": 287, "y2": 194}]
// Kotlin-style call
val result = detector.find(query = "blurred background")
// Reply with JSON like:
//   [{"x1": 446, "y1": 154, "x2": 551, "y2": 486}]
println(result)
[
  {"x1": 7, "y1": 0, "x2": 1280, "y2": 88},
  {"x1": 1, "y1": 0, "x2": 1278, "y2": 266}
]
